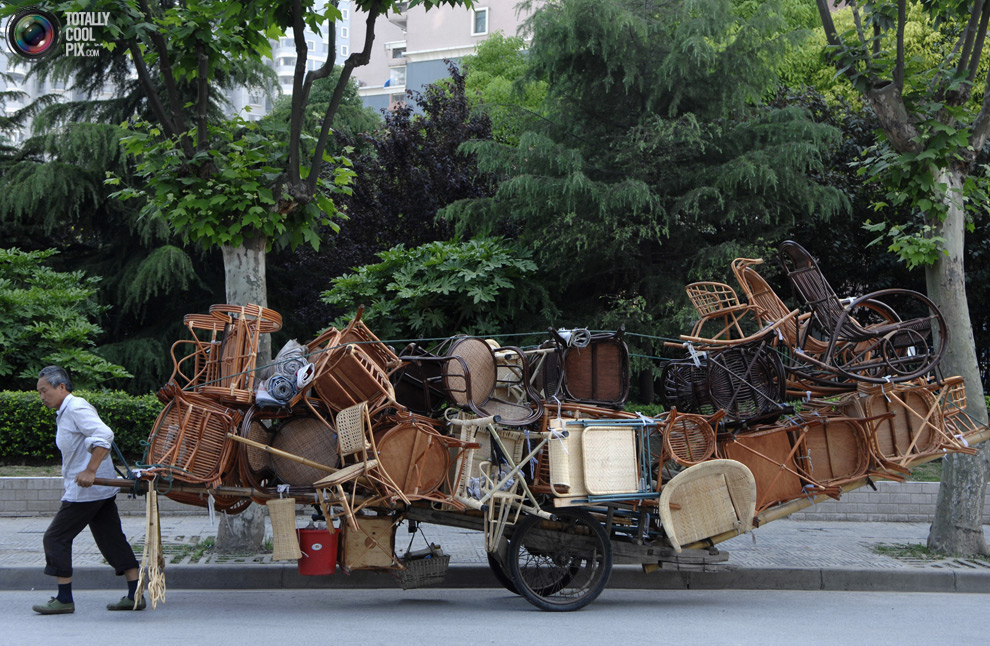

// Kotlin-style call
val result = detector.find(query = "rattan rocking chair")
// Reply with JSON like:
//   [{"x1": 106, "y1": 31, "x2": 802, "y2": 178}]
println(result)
[{"x1": 779, "y1": 241, "x2": 947, "y2": 384}]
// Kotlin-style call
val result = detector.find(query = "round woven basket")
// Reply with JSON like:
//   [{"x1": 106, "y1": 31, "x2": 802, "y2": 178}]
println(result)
[
  {"x1": 663, "y1": 412, "x2": 716, "y2": 466},
  {"x1": 271, "y1": 416, "x2": 339, "y2": 486}
]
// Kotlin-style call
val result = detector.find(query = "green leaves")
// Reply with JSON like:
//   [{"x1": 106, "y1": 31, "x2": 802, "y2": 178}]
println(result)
[
  {"x1": 112, "y1": 115, "x2": 352, "y2": 251},
  {"x1": 321, "y1": 237, "x2": 554, "y2": 340},
  {"x1": 0, "y1": 248, "x2": 130, "y2": 390}
]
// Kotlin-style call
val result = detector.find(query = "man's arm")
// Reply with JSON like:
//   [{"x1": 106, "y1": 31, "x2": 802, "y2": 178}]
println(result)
[{"x1": 75, "y1": 446, "x2": 110, "y2": 488}]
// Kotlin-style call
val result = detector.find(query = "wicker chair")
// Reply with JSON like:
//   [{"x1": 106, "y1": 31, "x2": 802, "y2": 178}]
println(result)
[
  {"x1": 779, "y1": 241, "x2": 947, "y2": 383},
  {"x1": 685, "y1": 281, "x2": 763, "y2": 343},
  {"x1": 313, "y1": 402, "x2": 409, "y2": 531}
]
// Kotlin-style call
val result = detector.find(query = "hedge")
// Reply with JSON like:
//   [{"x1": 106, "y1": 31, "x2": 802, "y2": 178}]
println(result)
[{"x1": 0, "y1": 390, "x2": 162, "y2": 466}]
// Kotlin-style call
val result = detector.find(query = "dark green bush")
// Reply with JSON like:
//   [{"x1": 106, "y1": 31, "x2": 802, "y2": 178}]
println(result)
[{"x1": 0, "y1": 390, "x2": 161, "y2": 465}]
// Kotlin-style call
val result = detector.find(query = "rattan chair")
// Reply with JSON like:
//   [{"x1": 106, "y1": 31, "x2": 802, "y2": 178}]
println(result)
[
  {"x1": 313, "y1": 402, "x2": 408, "y2": 531},
  {"x1": 779, "y1": 241, "x2": 947, "y2": 383},
  {"x1": 685, "y1": 281, "x2": 763, "y2": 342}
]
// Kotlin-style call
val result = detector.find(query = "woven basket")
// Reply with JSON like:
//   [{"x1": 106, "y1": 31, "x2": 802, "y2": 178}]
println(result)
[
  {"x1": 267, "y1": 498, "x2": 303, "y2": 561},
  {"x1": 145, "y1": 391, "x2": 241, "y2": 486},
  {"x1": 271, "y1": 416, "x2": 339, "y2": 486},
  {"x1": 245, "y1": 420, "x2": 274, "y2": 476},
  {"x1": 395, "y1": 548, "x2": 450, "y2": 590}
]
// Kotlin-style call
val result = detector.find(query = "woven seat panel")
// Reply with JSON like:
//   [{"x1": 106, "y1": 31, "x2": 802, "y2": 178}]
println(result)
[
  {"x1": 850, "y1": 389, "x2": 940, "y2": 460},
  {"x1": 444, "y1": 338, "x2": 496, "y2": 408},
  {"x1": 271, "y1": 416, "x2": 339, "y2": 486},
  {"x1": 663, "y1": 413, "x2": 716, "y2": 466},
  {"x1": 335, "y1": 402, "x2": 372, "y2": 456},
  {"x1": 581, "y1": 427, "x2": 640, "y2": 495}
]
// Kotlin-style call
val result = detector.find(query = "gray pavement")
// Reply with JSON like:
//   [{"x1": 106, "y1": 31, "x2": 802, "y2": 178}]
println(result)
[{"x1": 3, "y1": 510, "x2": 990, "y2": 593}]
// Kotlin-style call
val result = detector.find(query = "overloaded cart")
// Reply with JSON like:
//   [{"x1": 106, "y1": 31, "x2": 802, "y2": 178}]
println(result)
[{"x1": 102, "y1": 241, "x2": 990, "y2": 612}]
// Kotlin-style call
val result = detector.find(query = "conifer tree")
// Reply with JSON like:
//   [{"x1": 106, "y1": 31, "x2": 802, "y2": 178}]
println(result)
[{"x1": 442, "y1": 0, "x2": 847, "y2": 373}]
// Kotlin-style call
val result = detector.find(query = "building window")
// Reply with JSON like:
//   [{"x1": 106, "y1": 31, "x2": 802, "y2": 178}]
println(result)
[
  {"x1": 472, "y1": 7, "x2": 488, "y2": 36},
  {"x1": 306, "y1": 39, "x2": 315, "y2": 51},
  {"x1": 389, "y1": 93, "x2": 406, "y2": 110},
  {"x1": 340, "y1": 26, "x2": 349, "y2": 39},
  {"x1": 341, "y1": 7, "x2": 349, "y2": 20},
  {"x1": 392, "y1": 46, "x2": 406, "y2": 59},
  {"x1": 340, "y1": 44, "x2": 350, "y2": 57},
  {"x1": 388, "y1": 66, "x2": 406, "y2": 87}
]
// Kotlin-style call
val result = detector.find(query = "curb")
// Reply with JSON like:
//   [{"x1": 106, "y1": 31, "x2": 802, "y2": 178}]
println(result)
[{"x1": 5, "y1": 564, "x2": 990, "y2": 593}]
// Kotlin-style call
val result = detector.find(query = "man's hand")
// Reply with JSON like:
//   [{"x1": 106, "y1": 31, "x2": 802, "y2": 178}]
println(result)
[{"x1": 75, "y1": 469, "x2": 97, "y2": 488}]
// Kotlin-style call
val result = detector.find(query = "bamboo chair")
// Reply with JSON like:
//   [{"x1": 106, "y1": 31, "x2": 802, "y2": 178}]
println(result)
[
  {"x1": 779, "y1": 241, "x2": 947, "y2": 383},
  {"x1": 685, "y1": 281, "x2": 763, "y2": 342},
  {"x1": 313, "y1": 402, "x2": 409, "y2": 532}
]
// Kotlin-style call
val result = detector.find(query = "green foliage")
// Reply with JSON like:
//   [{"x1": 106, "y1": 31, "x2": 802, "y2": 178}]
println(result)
[
  {"x1": 0, "y1": 248, "x2": 130, "y2": 390},
  {"x1": 443, "y1": 0, "x2": 845, "y2": 343},
  {"x1": 321, "y1": 237, "x2": 556, "y2": 340},
  {"x1": 0, "y1": 390, "x2": 160, "y2": 464},
  {"x1": 461, "y1": 31, "x2": 549, "y2": 144},
  {"x1": 112, "y1": 115, "x2": 355, "y2": 251}
]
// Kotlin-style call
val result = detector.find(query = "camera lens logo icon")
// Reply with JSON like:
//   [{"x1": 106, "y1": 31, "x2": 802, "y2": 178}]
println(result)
[{"x1": 6, "y1": 8, "x2": 62, "y2": 59}]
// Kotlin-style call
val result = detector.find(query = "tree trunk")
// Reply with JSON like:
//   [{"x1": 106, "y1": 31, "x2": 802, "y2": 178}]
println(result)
[
  {"x1": 926, "y1": 167, "x2": 990, "y2": 556},
  {"x1": 215, "y1": 232, "x2": 270, "y2": 553}
]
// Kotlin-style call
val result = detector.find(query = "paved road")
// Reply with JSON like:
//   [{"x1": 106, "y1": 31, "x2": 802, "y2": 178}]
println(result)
[{"x1": 3, "y1": 589, "x2": 986, "y2": 645}]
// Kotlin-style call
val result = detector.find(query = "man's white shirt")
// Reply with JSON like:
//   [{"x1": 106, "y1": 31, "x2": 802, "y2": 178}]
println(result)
[{"x1": 55, "y1": 393, "x2": 118, "y2": 502}]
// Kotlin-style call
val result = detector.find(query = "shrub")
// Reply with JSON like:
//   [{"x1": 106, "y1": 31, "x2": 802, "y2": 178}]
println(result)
[{"x1": 0, "y1": 390, "x2": 161, "y2": 466}]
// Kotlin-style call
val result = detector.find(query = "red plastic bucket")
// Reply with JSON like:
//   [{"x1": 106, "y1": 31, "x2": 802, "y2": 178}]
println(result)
[{"x1": 297, "y1": 528, "x2": 338, "y2": 576}]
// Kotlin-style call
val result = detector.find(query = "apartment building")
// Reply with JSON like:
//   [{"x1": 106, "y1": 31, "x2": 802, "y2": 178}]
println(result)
[
  {"x1": 0, "y1": 3, "x2": 351, "y2": 142},
  {"x1": 351, "y1": 0, "x2": 540, "y2": 112}
]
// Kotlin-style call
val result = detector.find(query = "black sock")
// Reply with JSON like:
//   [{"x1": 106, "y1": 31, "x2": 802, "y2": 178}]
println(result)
[
  {"x1": 57, "y1": 582, "x2": 72, "y2": 604},
  {"x1": 127, "y1": 578, "x2": 138, "y2": 600}
]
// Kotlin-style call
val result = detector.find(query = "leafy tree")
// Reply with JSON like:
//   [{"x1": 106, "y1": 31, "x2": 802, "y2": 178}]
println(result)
[
  {"x1": 322, "y1": 237, "x2": 556, "y2": 341},
  {"x1": 460, "y1": 31, "x2": 548, "y2": 144},
  {"x1": 441, "y1": 0, "x2": 847, "y2": 384},
  {"x1": 0, "y1": 248, "x2": 130, "y2": 389},
  {"x1": 812, "y1": 0, "x2": 990, "y2": 555},
  {"x1": 268, "y1": 62, "x2": 495, "y2": 337}
]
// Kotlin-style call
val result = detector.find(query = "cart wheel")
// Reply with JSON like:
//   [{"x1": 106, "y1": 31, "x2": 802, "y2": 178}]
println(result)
[
  {"x1": 507, "y1": 508, "x2": 612, "y2": 612},
  {"x1": 487, "y1": 552, "x2": 519, "y2": 595}
]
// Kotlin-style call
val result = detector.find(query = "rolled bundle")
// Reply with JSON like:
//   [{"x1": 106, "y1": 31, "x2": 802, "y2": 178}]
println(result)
[
  {"x1": 273, "y1": 340, "x2": 308, "y2": 378},
  {"x1": 266, "y1": 374, "x2": 297, "y2": 404}
]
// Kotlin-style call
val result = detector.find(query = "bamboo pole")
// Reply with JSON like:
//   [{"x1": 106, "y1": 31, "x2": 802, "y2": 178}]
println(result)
[{"x1": 225, "y1": 432, "x2": 338, "y2": 474}]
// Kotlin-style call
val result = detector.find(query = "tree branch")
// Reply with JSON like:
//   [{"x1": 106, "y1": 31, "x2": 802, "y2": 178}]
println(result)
[
  {"x1": 956, "y1": 0, "x2": 983, "y2": 79},
  {"x1": 866, "y1": 82, "x2": 923, "y2": 154},
  {"x1": 287, "y1": 0, "x2": 310, "y2": 187},
  {"x1": 137, "y1": 0, "x2": 193, "y2": 157},
  {"x1": 815, "y1": 0, "x2": 841, "y2": 47},
  {"x1": 126, "y1": 39, "x2": 176, "y2": 137},
  {"x1": 966, "y1": 0, "x2": 990, "y2": 85},
  {"x1": 304, "y1": 4, "x2": 382, "y2": 196}
]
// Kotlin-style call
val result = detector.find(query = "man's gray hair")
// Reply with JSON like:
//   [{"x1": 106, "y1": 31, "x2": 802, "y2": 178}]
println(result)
[{"x1": 39, "y1": 366, "x2": 73, "y2": 392}]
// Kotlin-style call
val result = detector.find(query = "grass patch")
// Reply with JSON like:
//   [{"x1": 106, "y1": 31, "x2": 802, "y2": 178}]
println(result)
[
  {"x1": 907, "y1": 459, "x2": 942, "y2": 482},
  {"x1": 0, "y1": 464, "x2": 61, "y2": 477},
  {"x1": 873, "y1": 542, "x2": 945, "y2": 560}
]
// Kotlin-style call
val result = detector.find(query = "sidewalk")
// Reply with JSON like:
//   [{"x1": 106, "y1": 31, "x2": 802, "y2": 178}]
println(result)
[{"x1": 3, "y1": 511, "x2": 989, "y2": 593}]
